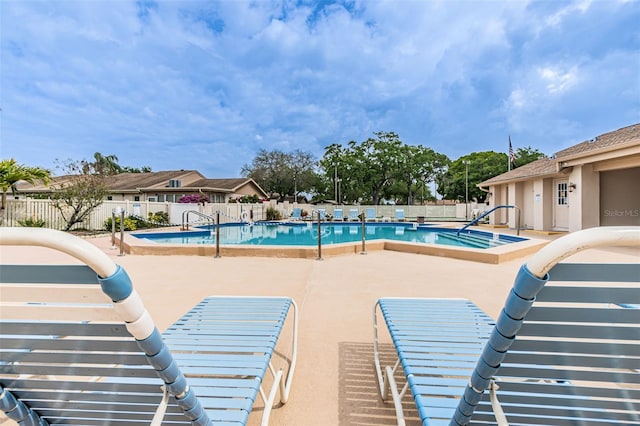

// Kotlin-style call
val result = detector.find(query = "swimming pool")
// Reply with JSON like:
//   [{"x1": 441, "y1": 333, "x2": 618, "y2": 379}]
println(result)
[{"x1": 133, "y1": 222, "x2": 525, "y2": 249}]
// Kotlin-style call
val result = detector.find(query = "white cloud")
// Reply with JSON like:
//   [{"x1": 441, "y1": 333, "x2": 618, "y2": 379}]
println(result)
[
  {"x1": 538, "y1": 65, "x2": 579, "y2": 94},
  {"x1": 545, "y1": 1, "x2": 592, "y2": 27},
  {"x1": 1, "y1": 0, "x2": 638, "y2": 175}
]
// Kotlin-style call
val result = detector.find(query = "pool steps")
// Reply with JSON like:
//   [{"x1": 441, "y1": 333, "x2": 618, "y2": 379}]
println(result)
[{"x1": 437, "y1": 231, "x2": 509, "y2": 248}]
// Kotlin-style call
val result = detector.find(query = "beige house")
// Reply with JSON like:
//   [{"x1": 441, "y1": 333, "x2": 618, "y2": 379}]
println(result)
[
  {"x1": 479, "y1": 123, "x2": 640, "y2": 232},
  {"x1": 16, "y1": 170, "x2": 269, "y2": 203}
]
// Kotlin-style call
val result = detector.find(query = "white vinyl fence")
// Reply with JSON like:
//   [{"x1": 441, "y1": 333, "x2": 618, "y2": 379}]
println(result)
[
  {"x1": 1, "y1": 199, "x2": 470, "y2": 231},
  {"x1": 272, "y1": 203, "x2": 463, "y2": 222},
  {"x1": 1, "y1": 199, "x2": 268, "y2": 231}
]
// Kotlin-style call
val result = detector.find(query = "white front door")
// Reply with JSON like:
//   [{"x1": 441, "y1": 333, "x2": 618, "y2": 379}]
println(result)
[{"x1": 553, "y1": 179, "x2": 569, "y2": 230}]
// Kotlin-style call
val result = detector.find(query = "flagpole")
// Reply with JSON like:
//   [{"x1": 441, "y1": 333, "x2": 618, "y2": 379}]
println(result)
[{"x1": 508, "y1": 136, "x2": 513, "y2": 171}]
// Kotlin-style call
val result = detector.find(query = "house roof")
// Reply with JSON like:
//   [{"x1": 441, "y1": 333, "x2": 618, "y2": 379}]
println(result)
[
  {"x1": 479, "y1": 157, "x2": 558, "y2": 186},
  {"x1": 16, "y1": 170, "x2": 268, "y2": 198},
  {"x1": 190, "y1": 178, "x2": 253, "y2": 191},
  {"x1": 189, "y1": 178, "x2": 269, "y2": 197},
  {"x1": 103, "y1": 170, "x2": 204, "y2": 191},
  {"x1": 554, "y1": 123, "x2": 640, "y2": 159},
  {"x1": 478, "y1": 122, "x2": 640, "y2": 187}
]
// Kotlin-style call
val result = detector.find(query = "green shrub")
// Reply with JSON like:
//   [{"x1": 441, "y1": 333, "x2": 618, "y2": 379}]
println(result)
[
  {"x1": 239, "y1": 194, "x2": 260, "y2": 203},
  {"x1": 148, "y1": 211, "x2": 169, "y2": 225},
  {"x1": 266, "y1": 206, "x2": 282, "y2": 221},
  {"x1": 17, "y1": 217, "x2": 46, "y2": 227},
  {"x1": 104, "y1": 216, "x2": 138, "y2": 231},
  {"x1": 105, "y1": 211, "x2": 170, "y2": 231}
]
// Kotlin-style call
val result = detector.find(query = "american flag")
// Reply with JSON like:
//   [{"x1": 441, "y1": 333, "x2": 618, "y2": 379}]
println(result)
[{"x1": 509, "y1": 136, "x2": 515, "y2": 167}]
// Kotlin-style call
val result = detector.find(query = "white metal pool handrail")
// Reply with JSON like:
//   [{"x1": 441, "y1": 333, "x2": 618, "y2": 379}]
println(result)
[
  {"x1": 526, "y1": 226, "x2": 639, "y2": 278},
  {"x1": 0, "y1": 227, "x2": 117, "y2": 278}
]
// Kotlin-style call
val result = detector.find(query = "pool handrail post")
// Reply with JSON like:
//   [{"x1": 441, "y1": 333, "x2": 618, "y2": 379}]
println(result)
[
  {"x1": 316, "y1": 210, "x2": 323, "y2": 261},
  {"x1": 181, "y1": 209, "x2": 189, "y2": 230},
  {"x1": 118, "y1": 209, "x2": 125, "y2": 256},
  {"x1": 215, "y1": 210, "x2": 221, "y2": 258},
  {"x1": 360, "y1": 212, "x2": 367, "y2": 255},
  {"x1": 110, "y1": 209, "x2": 116, "y2": 249}
]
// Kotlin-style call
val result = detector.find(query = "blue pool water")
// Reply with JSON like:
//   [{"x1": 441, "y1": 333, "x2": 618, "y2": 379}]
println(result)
[{"x1": 133, "y1": 223, "x2": 526, "y2": 249}]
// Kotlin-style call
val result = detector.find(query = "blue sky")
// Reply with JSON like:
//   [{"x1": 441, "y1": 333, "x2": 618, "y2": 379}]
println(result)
[{"x1": 1, "y1": 0, "x2": 639, "y2": 177}]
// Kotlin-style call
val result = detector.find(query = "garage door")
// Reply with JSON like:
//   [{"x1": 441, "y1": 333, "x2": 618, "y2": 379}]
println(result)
[{"x1": 600, "y1": 167, "x2": 640, "y2": 226}]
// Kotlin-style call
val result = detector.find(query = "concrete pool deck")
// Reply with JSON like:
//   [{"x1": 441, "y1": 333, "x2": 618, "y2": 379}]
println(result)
[
  {"x1": 122, "y1": 223, "x2": 549, "y2": 263},
  {"x1": 1, "y1": 228, "x2": 638, "y2": 426}
]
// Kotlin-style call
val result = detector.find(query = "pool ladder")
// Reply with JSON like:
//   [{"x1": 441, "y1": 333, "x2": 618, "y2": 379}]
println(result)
[{"x1": 182, "y1": 210, "x2": 216, "y2": 231}]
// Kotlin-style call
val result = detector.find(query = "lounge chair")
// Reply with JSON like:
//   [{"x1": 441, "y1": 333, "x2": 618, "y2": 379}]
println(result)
[
  {"x1": 394, "y1": 209, "x2": 405, "y2": 222},
  {"x1": 333, "y1": 208, "x2": 344, "y2": 221},
  {"x1": 373, "y1": 226, "x2": 639, "y2": 425},
  {"x1": 0, "y1": 227, "x2": 298, "y2": 426},
  {"x1": 290, "y1": 207, "x2": 302, "y2": 221},
  {"x1": 348, "y1": 208, "x2": 360, "y2": 221},
  {"x1": 365, "y1": 207, "x2": 377, "y2": 222}
]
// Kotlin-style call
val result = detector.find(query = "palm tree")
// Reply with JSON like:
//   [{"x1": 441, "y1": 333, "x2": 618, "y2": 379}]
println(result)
[
  {"x1": 93, "y1": 152, "x2": 123, "y2": 175},
  {"x1": 0, "y1": 158, "x2": 51, "y2": 223}
]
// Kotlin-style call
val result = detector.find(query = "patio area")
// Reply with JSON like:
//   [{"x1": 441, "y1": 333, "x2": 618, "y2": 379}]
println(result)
[{"x1": 1, "y1": 229, "x2": 637, "y2": 425}]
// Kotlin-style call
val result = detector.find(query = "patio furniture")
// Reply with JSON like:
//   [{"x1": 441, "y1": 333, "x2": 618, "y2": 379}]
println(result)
[
  {"x1": 0, "y1": 227, "x2": 298, "y2": 426},
  {"x1": 290, "y1": 207, "x2": 302, "y2": 221},
  {"x1": 333, "y1": 208, "x2": 344, "y2": 221},
  {"x1": 348, "y1": 209, "x2": 360, "y2": 221},
  {"x1": 373, "y1": 226, "x2": 640, "y2": 425},
  {"x1": 365, "y1": 207, "x2": 377, "y2": 222},
  {"x1": 395, "y1": 209, "x2": 405, "y2": 222}
]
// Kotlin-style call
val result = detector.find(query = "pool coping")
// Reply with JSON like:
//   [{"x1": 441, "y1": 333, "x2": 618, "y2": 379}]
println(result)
[{"x1": 119, "y1": 225, "x2": 548, "y2": 264}]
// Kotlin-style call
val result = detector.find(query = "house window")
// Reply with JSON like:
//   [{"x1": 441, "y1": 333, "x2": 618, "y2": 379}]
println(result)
[
  {"x1": 107, "y1": 196, "x2": 113, "y2": 201},
  {"x1": 148, "y1": 196, "x2": 157, "y2": 202},
  {"x1": 134, "y1": 196, "x2": 140, "y2": 201},
  {"x1": 557, "y1": 182, "x2": 568, "y2": 206}
]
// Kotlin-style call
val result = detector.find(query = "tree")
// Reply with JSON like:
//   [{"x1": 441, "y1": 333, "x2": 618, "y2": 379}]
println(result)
[
  {"x1": 318, "y1": 143, "x2": 347, "y2": 202},
  {"x1": 290, "y1": 150, "x2": 317, "y2": 202},
  {"x1": 51, "y1": 159, "x2": 110, "y2": 231},
  {"x1": 0, "y1": 159, "x2": 51, "y2": 224},
  {"x1": 122, "y1": 165, "x2": 152, "y2": 173},
  {"x1": 395, "y1": 145, "x2": 450, "y2": 205},
  {"x1": 93, "y1": 152, "x2": 151, "y2": 174},
  {"x1": 319, "y1": 132, "x2": 447, "y2": 205},
  {"x1": 93, "y1": 152, "x2": 123, "y2": 175},
  {"x1": 241, "y1": 149, "x2": 318, "y2": 201},
  {"x1": 437, "y1": 152, "x2": 508, "y2": 203},
  {"x1": 514, "y1": 146, "x2": 546, "y2": 168}
]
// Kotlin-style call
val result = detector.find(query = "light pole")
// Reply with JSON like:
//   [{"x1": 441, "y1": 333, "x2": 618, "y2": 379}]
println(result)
[
  {"x1": 334, "y1": 165, "x2": 338, "y2": 203},
  {"x1": 293, "y1": 175, "x2": 297, "y2": 204},
  {"x1": 464, "y1": 160, "x2": 470, "y2": 219}
]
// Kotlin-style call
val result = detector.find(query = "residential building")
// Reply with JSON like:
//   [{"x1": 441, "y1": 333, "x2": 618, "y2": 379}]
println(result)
[
  {"x1": 15, "y1": 170, "x2": 269, "y2": 203},
  {"x1": 478, "y1": 123, "x2": 640, "y2": 232}
]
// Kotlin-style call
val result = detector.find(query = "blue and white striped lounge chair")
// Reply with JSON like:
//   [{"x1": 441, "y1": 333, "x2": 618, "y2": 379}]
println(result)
[
  {"x1": 374, "y1": 226, "x2": 639, "y2": 425},
  {"x1": 395, "y1": 209, "x2": 405, "y2": 222},
  {"x1": 0, "y1": 227, "x2": 298, "y2": 426},
  {"x1": 348, "y1": 209, "x2": 360, "y2": 221},
  {"x1": 333, "y1": 208, "x2": 344, "y2": 221}
]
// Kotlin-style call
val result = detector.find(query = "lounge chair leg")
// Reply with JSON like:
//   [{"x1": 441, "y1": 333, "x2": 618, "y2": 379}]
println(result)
[
  {"x1": 385, "y1": 366, "x2": 406, "y2": 426},
  {"x1": 489, "y1": 380, "x2": 509, "y2": 426},
  {"x1": 279, "y1": 299, "x2": 299, "y2": 404},
  {"x1": 150, "y1": 385, "x2": 170, "y2": 426},
  {"x1": 373, "y1": 301, "x2": 388, "y2": 398},
  {"x1": 261, "y1": 369, "x2": 284, "y2": 426}
]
